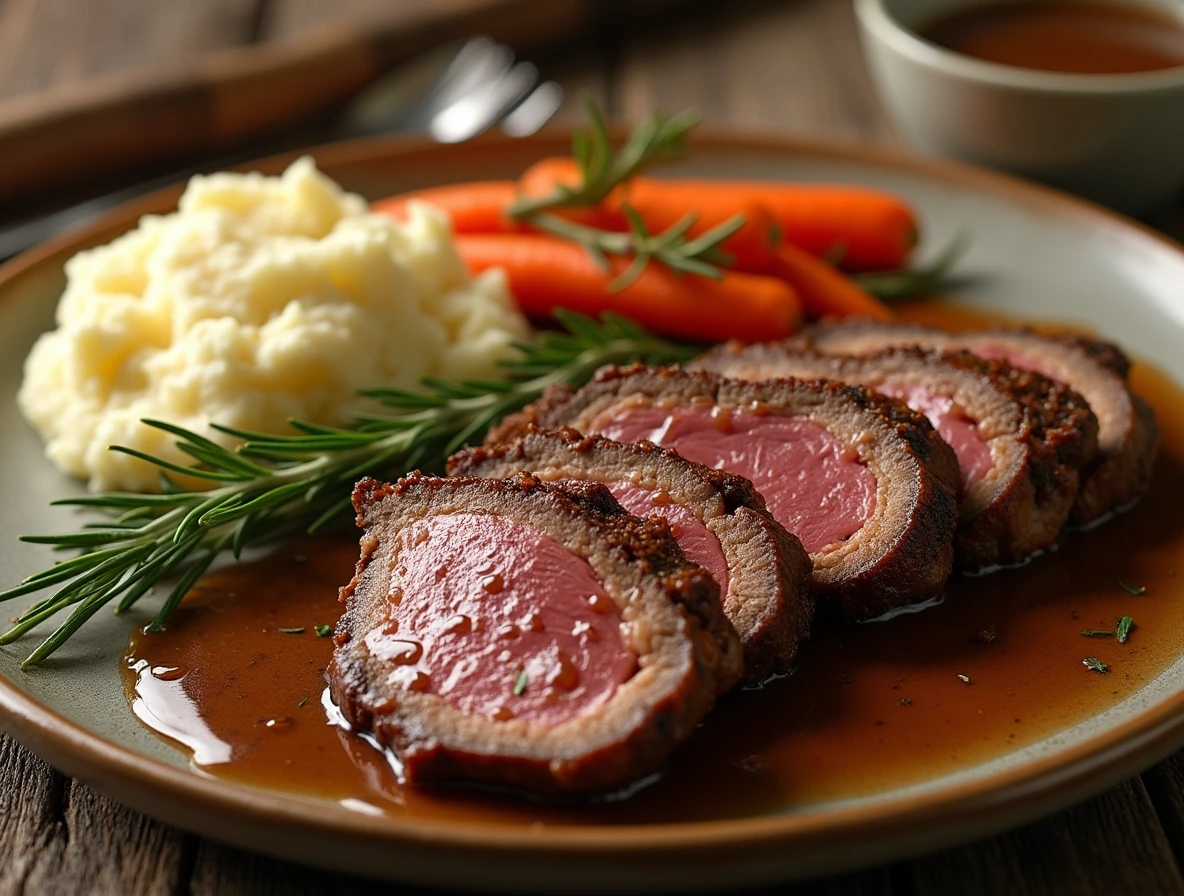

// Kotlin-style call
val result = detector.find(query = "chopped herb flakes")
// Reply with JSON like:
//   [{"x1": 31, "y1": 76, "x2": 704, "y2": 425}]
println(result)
[
  {"x1": 1118, "y1": 580, "x2": 1147, "y2": 596},
  {"x1": 1117, "y1": 615, "x2": 1134, "y2": 644},
  {"x1": 278, "y1": 627, "x2": 305, "y2": 634},
  {"x1": 513, "y1": 671, "x2": 529, "y2": 696},
  {"x1": 314, "y1": 624, "x2": 332, "y2": 637},
  {"x1": 1083, "y1": 657, "x2": 1110, "y2": 673},
  {"x1": 957, "y1": 674, "x2": 970, "y2": 684},
  {"x1": 1080, "y1": 630, "x2": 1113, "y2": 637}
]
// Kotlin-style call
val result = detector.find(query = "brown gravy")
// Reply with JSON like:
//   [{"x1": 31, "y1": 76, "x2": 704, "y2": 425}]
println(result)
[
  {"x1": 921, "y1": 1, "x2": 1184, "y2": 75},
  {"x1": 123, "y1": 304, "x2": 1184, "y2": 825}
]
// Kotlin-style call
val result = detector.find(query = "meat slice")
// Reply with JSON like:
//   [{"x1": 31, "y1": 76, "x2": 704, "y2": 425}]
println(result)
[
  {"x1": 800, "y1": 320, "x2": 1160, "y2": 526},
  {"x1": 449, "y1": 428, "x2": 814, "y2": 684},
  {"x1": 493, "y1": 364, "x2": 960, "y2": 621},
  {"x1": 331, "y1": 472, "x2": 742, "y2": 796},
  {"x1": 693, "y1": 344, "x2": 1099, "y2": 569}
]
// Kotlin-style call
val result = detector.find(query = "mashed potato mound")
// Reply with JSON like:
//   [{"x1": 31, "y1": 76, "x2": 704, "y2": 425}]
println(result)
[{"x1": 19, "y1": 158, "x2": 531, "y2": 493}]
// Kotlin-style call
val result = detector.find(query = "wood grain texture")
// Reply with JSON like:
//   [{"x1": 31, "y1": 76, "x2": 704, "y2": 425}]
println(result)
[
  {"x1": 615, "y1": 0, "x2": 897, "y2": 145},
  {"x1": 0, "y1": 734, "x2": 189, "y2": 895},
  {"x1": 0, "y1": 0, "x2": 261, "y2": 100},
  {"x1": 905, "y1": 778, "x2": 1184, "y2": 896}
]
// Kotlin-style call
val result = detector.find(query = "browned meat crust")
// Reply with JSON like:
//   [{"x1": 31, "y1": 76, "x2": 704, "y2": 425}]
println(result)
[
  {"x1": 693, "y1": 343, "x2": 1100, "y2": 569},
  {"x1": 800, "y1": 320, "x2": 1160, "y2": 526},
  {"x1": 450, "y1": 428, "x2": 814, "y2": 683},
  {"x1": 332, "y1": 472, "x2": 742, "y2": 796},
  {"x1": 496, "y1": 364, "x2": 960, "y2": 621}
]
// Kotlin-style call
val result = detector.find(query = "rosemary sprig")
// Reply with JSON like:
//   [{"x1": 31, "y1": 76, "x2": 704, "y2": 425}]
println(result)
[
  {"x1": 507, "y1": 94, "x2": 743, "y2": 290},
  {"x1": 507, "y1": 95, "x2": 699, "y2": 218},
  {"x1": 3, "y1": 311, "x2": 697, "y2": 666},
  {"x1": 857, "y1": 232, "x2": 969, "y2": 301}
]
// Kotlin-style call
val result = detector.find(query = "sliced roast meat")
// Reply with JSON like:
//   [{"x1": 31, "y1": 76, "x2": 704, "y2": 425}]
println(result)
[
  {"x1": 449, "y1": 427, "x2": 814, "y2": 684},
  {"x1": 800, "y1": 320, "x2": 1160, "y2": 526},
  {"x1": 693, "y1": 343, "x2": 1099, "y2": 569},
  {"x1": 494, "y1": 364, "x2": 960, "y2": 621},
  {"x1": 331, "y1": 472, "x2": 742, "y2": 796}
]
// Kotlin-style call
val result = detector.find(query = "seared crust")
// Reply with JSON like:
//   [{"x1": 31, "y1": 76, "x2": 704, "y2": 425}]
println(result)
[
  {"x1": 800, "y1": 320, "x2": 1160, "y2": 525},
  {"x1": 498, "y1": 364, "x2": 960, "y2": 621},
  {"x1": 332, "y1": 472, "x2": 743, "y2": 796},
  {"x1": 694, "y1": 343, "x2": 1099, "y2": 569},
  {"x1": 450, "y1": 428, "x2": 814, "y2": 683}
]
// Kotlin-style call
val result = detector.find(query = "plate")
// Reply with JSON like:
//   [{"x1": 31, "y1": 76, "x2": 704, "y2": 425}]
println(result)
[{"x1": 1, "y1": 133, "x2": 1184, "y2": 893}]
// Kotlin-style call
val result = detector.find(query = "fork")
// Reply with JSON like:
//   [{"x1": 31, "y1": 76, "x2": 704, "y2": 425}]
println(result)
[{"x1": 0, "y1": 37, "x2": 562, "y2": 261}]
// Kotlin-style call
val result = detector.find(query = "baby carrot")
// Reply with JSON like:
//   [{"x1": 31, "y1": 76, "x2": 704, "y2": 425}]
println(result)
[
  {"x1": 455, "y1": 234, "x2": 802, "y2": 343},
  {"x1": 374, "y1": 179, "x2": 625, "y2": 233},
  {"x1": 372, "y1": 181, "x2": 524, "y2": 232},
  {"x1": 519, "y1": 158, "x2": 918, "y2": 271},
  {"x1": 769, "y1": 242, "x2": 893, "y2": 321}
]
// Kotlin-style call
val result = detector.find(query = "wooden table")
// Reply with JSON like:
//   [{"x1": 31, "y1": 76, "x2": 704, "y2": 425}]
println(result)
[{"x1": 2, "y1": 1, "x2": 1183, "y2": 893}]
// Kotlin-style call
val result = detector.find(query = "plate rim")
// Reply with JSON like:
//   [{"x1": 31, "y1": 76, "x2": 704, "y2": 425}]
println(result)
[{"x1": 2, "y1": 130, "x2": 1184, "y2": 882}]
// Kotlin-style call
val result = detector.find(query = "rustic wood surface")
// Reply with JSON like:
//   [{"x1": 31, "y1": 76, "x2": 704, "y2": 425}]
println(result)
[{"x1": 1, "y1": 1, "x2": 1183, "y2": 893}]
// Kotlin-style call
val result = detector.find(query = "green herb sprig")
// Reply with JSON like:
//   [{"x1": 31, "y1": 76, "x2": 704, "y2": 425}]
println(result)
[
  {"x1": 507, "y1": 94, "x2": 744, "y2": 290},
  {"x1": 2, "y1": 311, "x2": 696, "y2": 667}
]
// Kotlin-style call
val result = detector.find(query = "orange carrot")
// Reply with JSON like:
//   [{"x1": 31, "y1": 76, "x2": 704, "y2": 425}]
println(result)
[
  {"x1": 455, "y1": 234, "x2": 802, "y2": 343},
  {"x1": 519, "y1": 158, "x2": 917, "y2": 271},
  {"x1": 372, "y1": 181, "x2": 524, "y2": 233},
  {"x1": 374, "y1": 180, "x2": 625, "y2": 233},
  {"x1": 770, "y1": 242, "x2": 892, "y2": 321}
]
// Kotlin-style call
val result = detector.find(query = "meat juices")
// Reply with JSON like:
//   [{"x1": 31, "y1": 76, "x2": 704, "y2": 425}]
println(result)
[
  {"x1": 450, "y1": 429, "x2": 813, "y2": 683},
  {"x1": 493, "y1": 365, "x2": 960, "y2": 621},
  {"x1": 800, "y1": 320, "x2": 1159, "y2": 526},
  {"x1": 694, "y1": 344, "x2": 1100, "y2": 569},
  {"x1": 331, "y1": 473, "x2": 743, "y2": 795}
]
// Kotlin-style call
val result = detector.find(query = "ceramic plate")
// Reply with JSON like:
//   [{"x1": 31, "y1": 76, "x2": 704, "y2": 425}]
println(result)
[{"x1": 1, "y1": 134, "x2": 1183, "y2": 893}]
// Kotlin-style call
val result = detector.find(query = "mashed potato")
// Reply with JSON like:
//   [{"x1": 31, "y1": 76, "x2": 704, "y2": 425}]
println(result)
[{"x1": 19, "y1": 158, "x2": 531, "y2": 493}]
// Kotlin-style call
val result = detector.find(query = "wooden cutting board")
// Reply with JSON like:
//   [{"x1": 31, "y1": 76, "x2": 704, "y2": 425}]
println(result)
[{"x1": 0, "y1": 0, "x2": 669, "y2": 207}]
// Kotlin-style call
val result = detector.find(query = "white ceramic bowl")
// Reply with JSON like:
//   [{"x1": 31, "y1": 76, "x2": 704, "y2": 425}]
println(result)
[{"x1": 854, "y1": 0, "x2": 1184, "y2": 214}]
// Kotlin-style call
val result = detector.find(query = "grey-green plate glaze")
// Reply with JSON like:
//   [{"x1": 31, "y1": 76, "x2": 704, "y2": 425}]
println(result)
[{"x1": 1, "y1": 134, "x2": 1183, "y2": 894}]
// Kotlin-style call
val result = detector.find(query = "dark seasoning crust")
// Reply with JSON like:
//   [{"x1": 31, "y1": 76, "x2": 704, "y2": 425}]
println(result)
[
  {"x1": 332, "y1": 472, "x2": 743, "y2": 796},
  {"x1": 494, "y1": 363, "x2": 961, "y2": 622},
  {"x1": 693, "y1": 342, "x2": 1101, "y2": 569}
]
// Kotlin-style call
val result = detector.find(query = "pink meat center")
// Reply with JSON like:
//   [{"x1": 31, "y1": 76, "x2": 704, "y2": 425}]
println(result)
[
  {"x1": 607, "y1": 483, "x2": 730, "y2": 594},
  {"x1": 875, "y1": 382, "x2": 992, "y2": 494},
  {"x1": 593, "y1": 408, "x2": 875, "y2": 553},
  {"x1": 364, "y1": 513, "x2": 637, "y2": 726}
]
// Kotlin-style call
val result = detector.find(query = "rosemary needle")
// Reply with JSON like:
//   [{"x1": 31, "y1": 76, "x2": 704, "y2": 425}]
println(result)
[{"x1": 2, "y1": 310, "x2": 697, "y2": 666}]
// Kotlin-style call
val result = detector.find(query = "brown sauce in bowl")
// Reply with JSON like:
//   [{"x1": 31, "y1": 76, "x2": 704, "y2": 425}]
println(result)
[
  {"x1": 920, "y1": 1, "x2": 1184, "y2": 74},
  {"x1": 123, "y1": 304, "x2": 1184, "y2": 825}
]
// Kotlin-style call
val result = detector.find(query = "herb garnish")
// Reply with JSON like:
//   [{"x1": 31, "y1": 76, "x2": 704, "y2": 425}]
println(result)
[
  {"x1": 506, "y1": 96, "x2": 743, "y2": 290},
  {"x1": 1118, "y1": 580, "x2": 1147, "y2": 596},
  {"x1": 1080, "y1": 630, "x2": 1113, "y2": 637},
  {"x1": 0, "y1": 310, "x2": 696, "y2": 666},
  {"x1": 513, "y1": 671, "x2": 529, "y2": 697},
  {"x1": 314, "y1": 624, "x2": 332, "y2": 638},
  {"x1": 1116, "y1": 615, "x2": 1134, "y2": 644},
  {"x1": 278, "y1": 627, "x2": 304, "y2": 634},
  {"x1": 1083, "y1": 657, "x2": 1110, "y2": 673}
]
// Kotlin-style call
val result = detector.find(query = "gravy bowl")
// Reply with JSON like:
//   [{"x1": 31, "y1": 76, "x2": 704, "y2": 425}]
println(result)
[{"x1": 854, "y1": 0, "x2": 1184, "y2": 214}]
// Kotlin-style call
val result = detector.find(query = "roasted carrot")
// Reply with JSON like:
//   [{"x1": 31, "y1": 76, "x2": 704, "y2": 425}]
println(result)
[
  {"x1": 519, "y1": 158, "x2": 917, "y2": 271},
  {"x1": 769, "y1": 242, "x2": 892, "y2": 321},
  {"x1": 373, "y1": 181, "x2": 524, "y2": 233},
  {"x1": 455, "y1": 234, "x2": 802, "y2": 343},
  {"x1": 374, "y1": 179, "x2": 625, "y2": 233}
]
